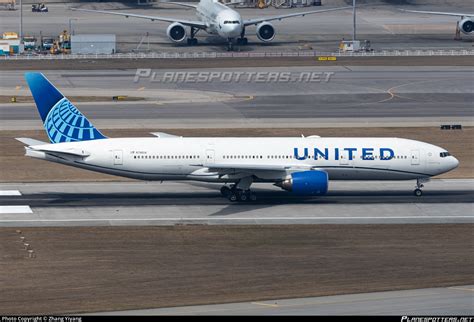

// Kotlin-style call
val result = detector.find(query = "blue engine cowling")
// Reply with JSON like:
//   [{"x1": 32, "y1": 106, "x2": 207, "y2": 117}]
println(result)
[{"x1": 277, "y1": 170, "x2": 328, "y2": 196}]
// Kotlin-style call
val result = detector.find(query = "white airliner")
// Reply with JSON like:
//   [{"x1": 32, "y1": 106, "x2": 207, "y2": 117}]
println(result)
[
  {"x1": 399, "y1": 9, "x2": 473, "y2": 37},
  {"x1": 18, "y1": 73, "x2": 459, "y2": 201},
  {"x1": 71, "y1": 0, "x2": 352, "y2": 50}
]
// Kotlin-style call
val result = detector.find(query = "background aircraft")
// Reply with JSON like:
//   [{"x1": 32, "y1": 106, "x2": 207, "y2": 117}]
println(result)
[
  {"x1": 18, "y1": 73, "x2": 459, "y2": 201},
  {"x1": 72, "y1": 0, "x2": 352, "y2": 50}
]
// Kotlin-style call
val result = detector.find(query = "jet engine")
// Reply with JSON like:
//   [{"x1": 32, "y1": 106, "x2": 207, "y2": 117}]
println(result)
[
  {"x1": 167, "y1": 22, "x2": 187, "y2": 43},
  {"x1": 458, "y1": 18, "x2": 473, "y2": 34},
  {"x1": 276, "y1": 170, "x2": 328, "y2": 196},
  {"x1": 256, "y1": 22, "x2": 275, "y2": 42}
]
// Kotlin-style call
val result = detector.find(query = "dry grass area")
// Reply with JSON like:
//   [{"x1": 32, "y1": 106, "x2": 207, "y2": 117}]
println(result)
[
  {"x1": 1, "y1": 224, "x2": 472, "y2": 315},
  {"x1": 0, "y1": 127, "x2": 472, "y2": 182}
]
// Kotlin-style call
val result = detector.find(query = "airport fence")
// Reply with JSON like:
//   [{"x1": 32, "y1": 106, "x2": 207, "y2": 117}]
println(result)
[{"x1": 2, "y1": 49, "x2": 474, "y2": 60}]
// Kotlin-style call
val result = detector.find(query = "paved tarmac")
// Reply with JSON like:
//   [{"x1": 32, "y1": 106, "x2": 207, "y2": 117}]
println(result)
[
  {"x1": 93, "y1": 285, "x2": 474, "y2": 315},
  {"x1": 0, "y1": 3, "x2": 472, "y2": 52},
  {"x1": 1, "y1": 66, "x2": 473, "y2": 129},
  {"x1": 1, "y1": 179, "x2": 472, "y2": 226}
]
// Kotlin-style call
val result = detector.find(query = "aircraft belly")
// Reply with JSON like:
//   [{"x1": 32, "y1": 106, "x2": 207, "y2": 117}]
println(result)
[{"x1": 325, "y1": 167, "x2": 420, "y2": 180}]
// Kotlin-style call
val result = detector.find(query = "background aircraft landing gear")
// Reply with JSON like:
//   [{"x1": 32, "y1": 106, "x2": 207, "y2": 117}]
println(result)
[
  {"x1": 237, "y1": 37, "x2": 248, "y2": 46},
  {"x1": 227, "y1": 38, "x2": 234, "y2": 51},
  {"x1": 187, "y1": 38, "x2": 198, "y2": 45},
  {"x1": 187, "y1": 27, "x2": 199, "y2": 46}
]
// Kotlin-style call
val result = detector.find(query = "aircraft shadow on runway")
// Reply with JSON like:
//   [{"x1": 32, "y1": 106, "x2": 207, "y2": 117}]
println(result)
[{"x1": 4, "y1": 189, "x2": 473, "y2": 209}]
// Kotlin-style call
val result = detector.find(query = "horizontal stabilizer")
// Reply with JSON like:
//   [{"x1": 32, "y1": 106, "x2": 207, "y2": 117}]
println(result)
[
  {"x1": 28, "y1": 145, "x2": 90, "y2": 157},
  {"x1": 15, "y1": 137, "x2": 48, "y2": 146},
  {"x1": 150, "y1": 132, "x2": 182, "y2": 138}
]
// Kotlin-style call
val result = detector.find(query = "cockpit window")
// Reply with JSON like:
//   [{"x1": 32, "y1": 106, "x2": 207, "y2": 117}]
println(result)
[
  {"x1": 223, "y1": 20, "x2": 240, "y2": 24},
  {"x1": 440, "y1": 152, "x2": 451, "y2": 158}
]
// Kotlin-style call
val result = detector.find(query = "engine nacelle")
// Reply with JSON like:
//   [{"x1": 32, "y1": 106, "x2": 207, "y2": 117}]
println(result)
[
  {"x1": 276, "y1": 170, "x2": 328, "y2": 196},
  {"x1": 167, "y1": 22, "x2": 187, "y2": 43},
  {"x1": 256, "y1": 22, "x2": 275, "y2": 42},
  {"x1": 458, "y1": 18, "x2": 473, "y2": 34}
]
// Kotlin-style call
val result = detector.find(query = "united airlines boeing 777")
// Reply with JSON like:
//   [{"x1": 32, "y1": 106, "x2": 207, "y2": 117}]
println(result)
[
  {"x1": 71, "y1": 0, "x2": 352, "y2": 50},
  {"x1": 18, "y1": 73, "x2": 459, "y2": 202}
]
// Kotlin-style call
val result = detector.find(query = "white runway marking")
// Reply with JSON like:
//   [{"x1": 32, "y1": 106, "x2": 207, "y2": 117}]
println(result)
[
  {"x1": 0, "y1": 190, "x2": 21, "y2": 196},
  {"x1": 0, "y1": 206, "x2": 33, "y2": 214}
]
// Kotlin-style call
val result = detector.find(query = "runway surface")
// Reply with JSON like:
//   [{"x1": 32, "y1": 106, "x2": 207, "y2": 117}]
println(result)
[
  {"x1": 94, "y1": 285, "x2": 474, "y2": 315},
  {"x1": 1, "y1": 66, "x2": 473, "y2": 129},
  {"x1": 1, "y1": 179, "x2": 472, "y2": 226}
]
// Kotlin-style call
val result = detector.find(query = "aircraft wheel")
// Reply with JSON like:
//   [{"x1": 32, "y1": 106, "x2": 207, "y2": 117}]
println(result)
[
  {"x1": 238, "y1": 192, "x2": 248, "y2": 202},
  {"x1": 414, "y1": 188, "x2": 423, "y2": 197},
  {"x1": 249, "y1": 193, "x2": 257, "y2": 201},
  {"x1": 228, "y1": 192, "x2": 238, "y2": 202}
]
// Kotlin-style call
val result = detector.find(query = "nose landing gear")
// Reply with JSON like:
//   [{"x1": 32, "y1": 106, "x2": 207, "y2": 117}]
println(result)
[
  {"x1": 413, "y1": 178, "x2": 428, "y2": 197},
  {"x1": 227, "y1": 38, "x2": 234, "y2": 51}
]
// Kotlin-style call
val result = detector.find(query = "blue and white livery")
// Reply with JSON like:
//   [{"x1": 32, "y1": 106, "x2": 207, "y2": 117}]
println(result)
[
  {"x1": 25, "y1": 73, "x2": 106, "y2": 143},
  {"x1": 18, "y1": 73, "x2": 459, "y2": 201}
]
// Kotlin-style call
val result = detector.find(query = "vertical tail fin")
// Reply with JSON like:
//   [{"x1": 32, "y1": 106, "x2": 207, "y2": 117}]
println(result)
[{"x1": 25, "y1": 72, "x2": 106, "y2": 144}]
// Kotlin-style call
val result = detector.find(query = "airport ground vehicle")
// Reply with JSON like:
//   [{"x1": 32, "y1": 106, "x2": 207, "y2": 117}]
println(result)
[
  {"x1": 32, "y1": 2, "x2": 48, "y2": 12},
  {"x1": 41, "y1": 38, "x2": 54, "y2": 50},
  {"x1": 23, "y1": 36, "x2": 37, "y2": 50}
]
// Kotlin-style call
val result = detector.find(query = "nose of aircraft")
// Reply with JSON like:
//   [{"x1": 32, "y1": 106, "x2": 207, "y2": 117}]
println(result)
[
  {"x1": 221, "y1": 23, "x2": 241, "y2": 38},
  {"x1": 450, "y1": 156, "x2": 460, "y2": 170}
]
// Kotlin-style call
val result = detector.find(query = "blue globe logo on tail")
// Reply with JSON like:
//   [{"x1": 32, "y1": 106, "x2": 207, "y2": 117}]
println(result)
[
  {"x1": 25, "y1": 72, "x2": 106, "y2": 144},
  {"x1": 45, "y1": 98, "x2": 105, "y2": 143}
]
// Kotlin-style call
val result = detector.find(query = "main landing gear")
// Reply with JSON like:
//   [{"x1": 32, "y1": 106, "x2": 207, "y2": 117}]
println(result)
[
  {"x1": 187, "y1": 27, "x2": 199, "y2": 46},
  {"x1": 221, "y1": 185, "x2": 257, "y2": 202},
  {"x1": 413, "y1": 178, "x2": 427, "y2": 197},
  {"x1": 220, "y1": 177, "x2": 257, "y2": 202}
]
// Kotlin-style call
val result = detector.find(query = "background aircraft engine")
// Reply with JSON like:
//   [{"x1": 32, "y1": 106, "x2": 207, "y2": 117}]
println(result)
[
  {"x1": 458, "y1": 18, "x2": 473, "y2": 34},
  {"x1": 256, "y1": 22, "x2": 275, "y2": 42},
  {"x1": 276, "y1": 170, "x2": 328, "y2": 196},
  {"x1": 167, "y1": 22, "x2": 187, "y2": 42}
]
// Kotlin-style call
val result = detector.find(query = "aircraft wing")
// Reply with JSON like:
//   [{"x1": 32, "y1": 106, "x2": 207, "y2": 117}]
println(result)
[
  {"x1": 243, "y1": 6, "x2": 352, "y2": 26},
  {"x1": 70, "y1": 8, "x2": 207, "y2": 29},
  {"x1": 166, "y1": 2, "x2": 198, "y2": 9},
  {"x1": 398, "y1": 9, "x2": 473, "y2": 17},
  {"x1": 201, "y1": 163, "x2": 314, "y2": 172}
]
